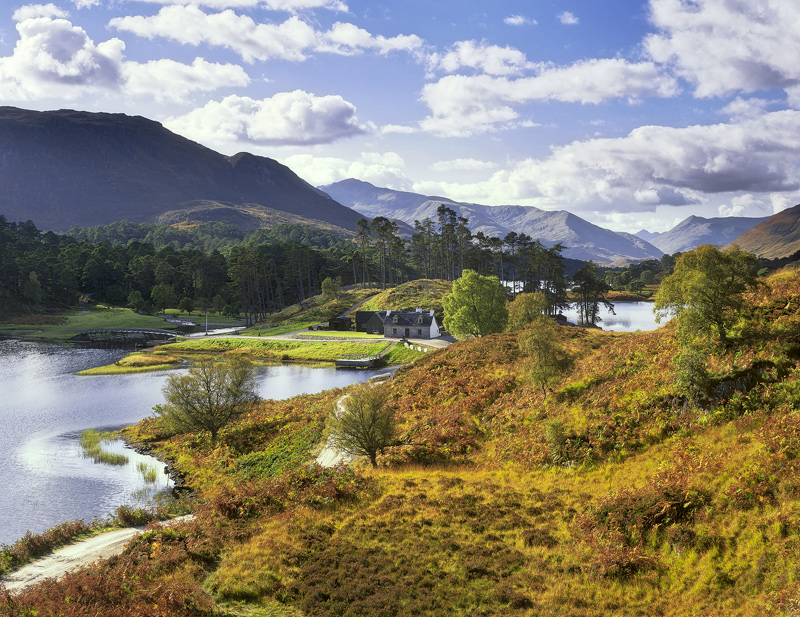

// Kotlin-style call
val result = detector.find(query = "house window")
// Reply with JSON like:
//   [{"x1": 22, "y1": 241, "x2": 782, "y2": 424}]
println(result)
[{"x1": 417, "y1": 328, "x2": 422, "y2": 336}]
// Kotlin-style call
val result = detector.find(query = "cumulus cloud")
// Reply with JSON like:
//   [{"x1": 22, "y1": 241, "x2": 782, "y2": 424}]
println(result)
[
  {"x1": 110, "y1": 6, "x2": 422, "y2": 63},
  {"x1": 0, "y1": 7, "x2": 247, "y2": 102},
  {"x1": 420, "y1": 59, "x2": 679, "y2": 136},
  {"x1": 418, "y1": 111, "x2": 800, "y2": 213},
  {"x1": 317, "y1": 22, "x2": 423, "y2": 56},
  {"x1": 124, "y1": 58, "x2": 248, "y2": 102},
  {"x1": 129, "y1": 0, "x2": 347, "y2": 10},
  {"x1": 646, "y1": 0, "x2": 800, "y2": 98},
  {"x1": 558, "y1": 11, "x2": 579, "y2": 25},
  {"x1": 165, "y1": 91, "x2": 368, "y2": 147},
  {"x1": 430, "y1": 158, "x2": 499, "y2": 173},
  {"x1": 284, "y1": 152, "x2": 413, "y2": 189},
  {"x1": 717, "y1": 194, "x2": 773, "y2": 218},
  {"x1": 427, "y1": 40, "x2": 535, "y2": 76},
  {"x1": 504, "y1": 15, "x2": 537, "y2": 26}
]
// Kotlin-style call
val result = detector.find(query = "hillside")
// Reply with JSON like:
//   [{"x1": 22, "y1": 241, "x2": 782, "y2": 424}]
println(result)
[
  {"x1": 5, "y1": 268, "x2": 800, "y2": 616},
  {"x1": 321, "y1": 178, "x2": 663, "y2": 264},
  {"x1": 651, "y1": 214, "x2": 769, "y2": 254},
  {"x1": 0, "y1": 107, "x2": 361, "y2": 232},
  {"x1": 357, "y1": 279, "x2": 452, "y2": 314},
  {"x1": 729, "y1": 203, "x2": 800, "y2": 259}
]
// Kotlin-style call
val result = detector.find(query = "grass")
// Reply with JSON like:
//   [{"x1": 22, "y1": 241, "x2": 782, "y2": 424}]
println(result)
[
  {"x1": 79, "y1": 430, "x2": 129, "y2": 466},
  {"x1": 294, "y1": 330, "x2": 384, "y2": 339},
  {"x1": 240, "y1": 288, "x2": 378, "y2": 336},
  {"x1": 77, "y1": 351, "x2": 183, "y2": 375},
  {"x1": 0, "y1": 305, "x2": 177, "y2": 340},
  {"x1": 136, "y1": 462, "x2": 159, "y2": 484},
  {"x1": 358, "y1": 279, "x2": 452, "y2": 313},
  {"x1": 9, "y1": 270, "x2": 800, "y2": 616},
  {"x1": 160, "y1": 337, "x2": 391, "y2": 363}
]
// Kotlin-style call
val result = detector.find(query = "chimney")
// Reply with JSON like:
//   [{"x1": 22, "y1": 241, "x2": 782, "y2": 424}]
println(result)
[
  {"x1": 416, "y1": 307, "x2": 422, "y2": 313},
  {"x1": 430, "y1": 309, "x2": 434, "y2": 316},
  {"x1": 386, "y1": 309, "x2": 391, "y2": 317}
]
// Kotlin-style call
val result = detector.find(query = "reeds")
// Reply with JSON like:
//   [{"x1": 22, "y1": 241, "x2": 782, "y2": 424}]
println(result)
[{"x1": 79, "y1": 430, "x2": 129, "y2": 466}]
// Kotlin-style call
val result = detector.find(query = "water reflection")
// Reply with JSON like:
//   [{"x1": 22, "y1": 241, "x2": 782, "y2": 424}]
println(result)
[
  {"x1": 561, "y1": 302, "x2": 664, "y2": 332},
  {"x1": 0, "y1": 340, "x2": 376, "y2": 545}
]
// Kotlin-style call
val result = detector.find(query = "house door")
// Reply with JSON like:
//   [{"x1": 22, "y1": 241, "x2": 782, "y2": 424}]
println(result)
[{"x1": 404, "y1": 328, "x2": 410, "y2": 337}]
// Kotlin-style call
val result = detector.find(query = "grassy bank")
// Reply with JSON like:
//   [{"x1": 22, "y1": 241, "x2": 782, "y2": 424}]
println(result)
[
  {"x1": 0, "y1": 305, "x2": 177, "y2": 341},
  {"x1": 8, "y1": 270, "x2": 800, "y2": 616},
  {"x1": 358, "y1": 279, "x2": 452, "y2": 313},
  {"x1": 160, "y1": 337, "x2": 391, "y2": 363},
  {"x1": 77, "y1": 351, "x2": 184, "y2": 375}
]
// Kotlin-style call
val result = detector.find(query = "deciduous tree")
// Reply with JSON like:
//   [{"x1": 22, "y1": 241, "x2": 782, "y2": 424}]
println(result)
[
  {"x1": 327, "y1": 384, "x2": 395, "y2": 468},
  {"x1": 443, "y1": 269, "x2": 508, "y2": 338},
  {"x1": 519, "y1": 316, "x2": 573, "y2": 399},
  {"x1": 156, "y1": 357, "x2": 260, "y2": 441},
  {"x1": 654, "y1": 245, "x2": 759, "y2": 346}
]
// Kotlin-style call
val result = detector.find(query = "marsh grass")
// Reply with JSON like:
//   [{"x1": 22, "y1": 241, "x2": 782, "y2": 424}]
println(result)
[
  {"x1": 79, "y1": 430, "x2": 129, "y2": 466},
  {"x1": 136, "y1": 461, "x2": 159, "y2": 484}
]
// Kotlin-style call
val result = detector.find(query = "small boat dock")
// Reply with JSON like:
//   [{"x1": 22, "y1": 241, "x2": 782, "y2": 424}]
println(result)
[{"x1": 335, "y1": 353, "x2": 381, "y2": 368}]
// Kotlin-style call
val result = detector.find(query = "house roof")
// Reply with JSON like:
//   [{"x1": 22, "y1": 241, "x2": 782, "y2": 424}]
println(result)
[{"x1": 385, "y1": 311, "x2": 436, "y2": 328}]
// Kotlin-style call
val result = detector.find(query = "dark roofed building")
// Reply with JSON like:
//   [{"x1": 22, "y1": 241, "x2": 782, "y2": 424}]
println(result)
[{"x1": 383, "y1": 308, "x2": 440, "y2": 339}]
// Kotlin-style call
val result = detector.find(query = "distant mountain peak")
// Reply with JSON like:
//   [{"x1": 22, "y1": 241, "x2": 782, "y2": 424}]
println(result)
[{"x1": 321, "y1": 179, "x2": 662, "y2": 263}]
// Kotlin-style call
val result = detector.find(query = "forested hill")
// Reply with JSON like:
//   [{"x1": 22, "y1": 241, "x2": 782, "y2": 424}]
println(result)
[{"x1": 0, "y1": 107, "x2": 361, "y2": 232}]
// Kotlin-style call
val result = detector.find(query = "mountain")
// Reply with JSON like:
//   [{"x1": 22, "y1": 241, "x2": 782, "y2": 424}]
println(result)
[
  {"x1": 727, "y1": 204, "x2": 800, "y2": 259},
  {"x1": 650, "y1": 214, "x2": 768, "y2": 254},
  {"x1": 0, "y1": 107, "x2": 361, "y2": 233},
  {"x1": 320, "y1": 179, "x2": 663, "y2": 264},
  {"x1": 635, "y1": 229, "x2": 661, "y2": 242}
]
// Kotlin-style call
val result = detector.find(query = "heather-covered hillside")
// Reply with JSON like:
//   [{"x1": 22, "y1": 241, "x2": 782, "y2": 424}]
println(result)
[{"x1": 5, "y1": 270, "x2": 800, "y2": 616}]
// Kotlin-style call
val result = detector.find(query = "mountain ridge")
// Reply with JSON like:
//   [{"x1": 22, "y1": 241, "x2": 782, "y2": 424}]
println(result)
[
  {"x1": 0, "y1": 107, "x2": 362, "y2": 232},
  {"x1": 321, "y1": 178, "x2": 664, "y2": 264}
]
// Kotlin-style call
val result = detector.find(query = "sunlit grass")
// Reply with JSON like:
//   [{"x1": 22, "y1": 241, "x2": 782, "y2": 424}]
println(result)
[{"x1": 79, "y1": 430, "x2": 129, "y2": 466}]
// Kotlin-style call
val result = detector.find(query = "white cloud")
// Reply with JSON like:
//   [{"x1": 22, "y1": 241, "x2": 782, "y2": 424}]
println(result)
[
  {"x1": 284, "y1": 152, "x2": 413, "y2": 190},
  {"x1": 646, "y1": 0, "x2": 800, "y2": 99},
  {"x1": 0, "y1": 9, "x2": 247, "y2": 102},
  {"x1": 417, "y1": 111, "x2": 800, "y2": 214},
  {"x1": 719, "y1": 96, "x2": 772, "y2": 121},
  {"x1": 129, "y1": 0, "x2": 347, "y2": 10},
  {"x1": 72, "y1": 0, "x2": 100, "y2": 8},
  {"x1": 124, "y1": 58, "x2": 248, "y2": 102},
  {"x1": 558, "y1": 11, "x2": 579, "y2": 25},
  {"x1": 430, "y1": 158, "x2": 499, "y2": 173},
  {"x1": 427, "y1": 40, "x2": 535, "y2": 76},
  {"x1": 13, "y1": 4, "x2": 67, "y2": 21},
  {"x1": 504, "y1": 15, "x2": 537, "y2": 26},
  {"x1": 110, "y1": 8, "x2": 318, "y2": 63},
  {"x1": 717, "y1": 194, "x2": 773, "y2": 218},
  {"x1": 165, "y1": 91, "x2": 368, "y2": 147},
  {"x1": 420, "y1": 59, "x2": 679, "y2": 136},
  {"x1": 110, "y1": 6, "x2": 422, "y2": 63},
  {"x1": 317, "y1": 22, "x2": 423, "y2": 56}
]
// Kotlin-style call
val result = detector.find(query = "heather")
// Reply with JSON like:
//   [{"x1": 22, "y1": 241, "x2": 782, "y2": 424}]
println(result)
[{"x1": 4, "y1": 269, "x2": 800, "y2": 616}]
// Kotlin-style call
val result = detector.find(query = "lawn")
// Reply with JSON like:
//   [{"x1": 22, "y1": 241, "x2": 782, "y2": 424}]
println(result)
[{"x1": 0, "y1": 306, "x2": 178, "y2": 340}]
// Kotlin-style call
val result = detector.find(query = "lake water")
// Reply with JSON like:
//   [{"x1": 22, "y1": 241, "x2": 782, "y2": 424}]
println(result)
[
  {"x1": 561, "y1": 301, "x2": 664, "y2": 332},
  {"x1": 0, "y1": 339, "x2": 376, "y2": 546}
]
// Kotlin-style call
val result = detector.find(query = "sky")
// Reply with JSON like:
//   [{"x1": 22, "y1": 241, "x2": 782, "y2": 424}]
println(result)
[{"x1": 1, "y1": 0, "x2": 799, "y2": 234}]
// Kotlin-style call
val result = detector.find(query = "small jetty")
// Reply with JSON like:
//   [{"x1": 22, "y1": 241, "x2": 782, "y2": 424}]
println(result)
[{"x1": 335, "y1": 353, "x2": 381, "y2": 368}]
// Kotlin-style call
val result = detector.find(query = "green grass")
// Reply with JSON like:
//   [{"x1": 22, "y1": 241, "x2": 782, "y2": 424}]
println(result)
[
  {"x1": 161, "y1": 337, "x2": 390, "y2": 363},
  {"x1": 379, "y1": 343, "x2": 427, "y2": 365},
  {"x1": 77, "y1": 351, "x2": 183, "y2": 375},
  {"x1": 0, "y1": 305, "x2": 177, "y2": 340},
  {"x1": 358, "y1": 279, "x2": 452, "y2": 313},
  {"x1": 247, "y1": 321, "x2": 320, "y2": 336},
  {"x1": 80, "y1": 430, "x2": 129, "y2": 466},
  {"x1": 294, "y1": 330, "x2": 384, "y2": 339}
]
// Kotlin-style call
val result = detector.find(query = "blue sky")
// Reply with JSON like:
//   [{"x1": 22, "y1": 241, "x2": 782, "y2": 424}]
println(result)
[{"x1": 1, "y1": 0, "x2": 799, "y2": 233}]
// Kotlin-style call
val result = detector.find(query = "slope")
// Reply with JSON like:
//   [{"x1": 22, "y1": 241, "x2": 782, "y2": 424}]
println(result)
[
  {"x1": 321, "y1": 178, "x2": 663, "y2": 263},
  {"x1": 651, "y1": 214, "x2": 769, "y2": 254},
  {"x1": 0, "y1": 107, "x2": 361, "y2": 232},
  {"x1": 729, "y1": 203, "x2": 800, "y2": 259}
]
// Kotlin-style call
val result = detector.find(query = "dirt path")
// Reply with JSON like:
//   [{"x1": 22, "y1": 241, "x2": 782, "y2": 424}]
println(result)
[{"x1": 0, "y1": 516, "x2": 192, "y2": 594}]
